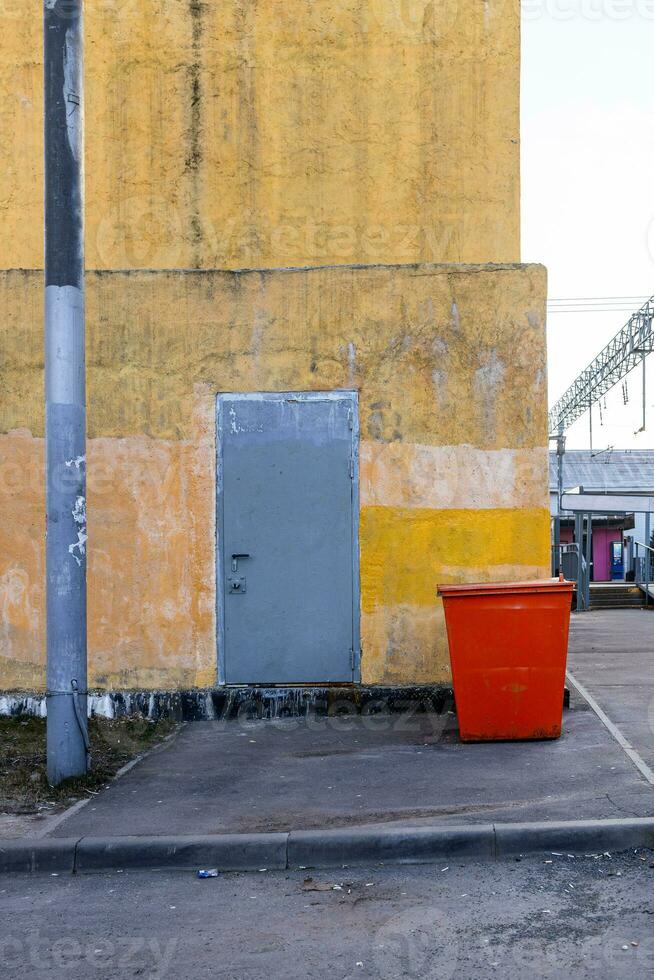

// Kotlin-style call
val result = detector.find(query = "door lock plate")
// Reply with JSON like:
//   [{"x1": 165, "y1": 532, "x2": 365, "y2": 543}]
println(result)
[{"x1": 228, "y1": 575, "x2": 246, "y2": 594}]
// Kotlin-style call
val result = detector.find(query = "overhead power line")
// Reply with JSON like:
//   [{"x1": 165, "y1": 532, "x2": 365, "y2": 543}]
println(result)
[
  {"x1": 548, "y1": 295, "x2": 650, "y2": 303},
  {"x1": 548, "y1": 309, "x2": 644, "y2": 314},
  {"x1": 547, "y1": 295, "x2": 652, "y2": 314}
]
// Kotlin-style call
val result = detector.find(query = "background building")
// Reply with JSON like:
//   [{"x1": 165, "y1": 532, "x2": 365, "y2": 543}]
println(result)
[
  {"x1": 0, "y1": 2, "x2": 549, "y2": 697},
  {"x1": 550, "y1": 449, "x2": 654, "y2": 582}
]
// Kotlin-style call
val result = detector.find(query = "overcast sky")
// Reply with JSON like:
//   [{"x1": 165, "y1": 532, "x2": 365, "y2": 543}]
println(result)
[{"x1": 521, "y1": 6, "x2": 654, "y2": 449}]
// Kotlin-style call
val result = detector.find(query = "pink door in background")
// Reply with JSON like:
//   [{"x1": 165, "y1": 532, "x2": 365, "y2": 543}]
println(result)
[{"x1": 593, "y1": 528, "x2": 623, "y2": 582}]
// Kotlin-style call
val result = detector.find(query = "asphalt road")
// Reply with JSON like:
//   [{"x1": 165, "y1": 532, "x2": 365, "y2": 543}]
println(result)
[{"x1": 1, "y1": 851, "x2": 653, "y2": 979}]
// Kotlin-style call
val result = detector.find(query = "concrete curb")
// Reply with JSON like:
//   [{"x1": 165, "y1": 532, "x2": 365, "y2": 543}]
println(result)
[
  {"x1": 494, "y1": 819, "x2": 654, "y2": 857},
  {"x1": 288, "y1": 823, "x2": 496, "y2": 868},
  {"x1": 0, "y1": 839, "x2": 77, "y2": 874},
  {"x1": 1, "y1": 818, "x2": 653, "y2": 875},
  {"x1": 75, "y1": 834, "x2": 288, "y2": 873}
]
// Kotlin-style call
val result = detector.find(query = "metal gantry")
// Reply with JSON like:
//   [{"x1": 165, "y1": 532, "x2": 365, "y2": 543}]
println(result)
[{"x1": 548, "y1": 295, "x2": 654, "y2": 435}]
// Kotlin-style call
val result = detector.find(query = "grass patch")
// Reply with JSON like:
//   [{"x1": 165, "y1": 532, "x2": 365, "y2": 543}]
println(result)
[{"x1": 0, "y1": 716, "x2": 178, "y2": 813}]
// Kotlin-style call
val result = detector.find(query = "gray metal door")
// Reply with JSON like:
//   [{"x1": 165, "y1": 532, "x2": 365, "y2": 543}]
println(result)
[{"x1": 217, "y1": 392, "x2": 359, "y2": 684}]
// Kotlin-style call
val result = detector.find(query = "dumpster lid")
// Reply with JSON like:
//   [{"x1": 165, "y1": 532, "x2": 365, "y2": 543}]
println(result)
[{"x1": 437, "y1": 578, "x2": 574, "y2": 598}]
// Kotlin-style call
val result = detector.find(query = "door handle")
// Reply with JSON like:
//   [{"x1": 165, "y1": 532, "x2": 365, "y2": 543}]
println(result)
[{"x1": 231, "y1": 553, "x2": 250, "y2": 572}]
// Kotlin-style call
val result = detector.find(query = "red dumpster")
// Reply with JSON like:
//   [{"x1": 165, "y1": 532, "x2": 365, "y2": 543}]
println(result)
[{"x1": 437, "y1": 578, "x2": 574, "y2": 742}]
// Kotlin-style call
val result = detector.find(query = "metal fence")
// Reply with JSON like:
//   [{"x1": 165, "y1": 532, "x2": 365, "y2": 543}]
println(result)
[
  {"x1": 633, "y1": 541, "x2": 654, "y2": 605},
  {"x1": 551, "y1": 542, "x2": 589, "y2": 611}
]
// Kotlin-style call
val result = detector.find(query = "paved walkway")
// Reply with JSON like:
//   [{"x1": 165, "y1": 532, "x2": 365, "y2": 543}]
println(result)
[
  {"x1": 48, "y1": 610, "x2": 654, "y2": 839},
  {"x1": 567, "y1": 608, "x2": 654, "y2": 774}
]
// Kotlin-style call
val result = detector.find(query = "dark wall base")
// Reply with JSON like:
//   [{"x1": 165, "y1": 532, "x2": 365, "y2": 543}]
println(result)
[
  {"x1": 0, "y1": 685, "x2": 570, "y2": 720},
  {"x1": 1, "y1": 686, "x2": 455, "y2": 721}
]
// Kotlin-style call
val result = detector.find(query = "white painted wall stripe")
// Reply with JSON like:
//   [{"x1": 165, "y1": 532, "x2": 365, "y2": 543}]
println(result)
[{"x1": 360, "y1": 442, "x2": 548, "y2": 511}]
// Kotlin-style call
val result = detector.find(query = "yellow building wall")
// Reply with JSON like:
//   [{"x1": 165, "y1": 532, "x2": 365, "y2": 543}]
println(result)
[
  {"x1": 0, "y1": 264, "x2": 549, "y2": 692},
  {"x1": 1, "y1": 0, "x2": 520, "y2": 271}
]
